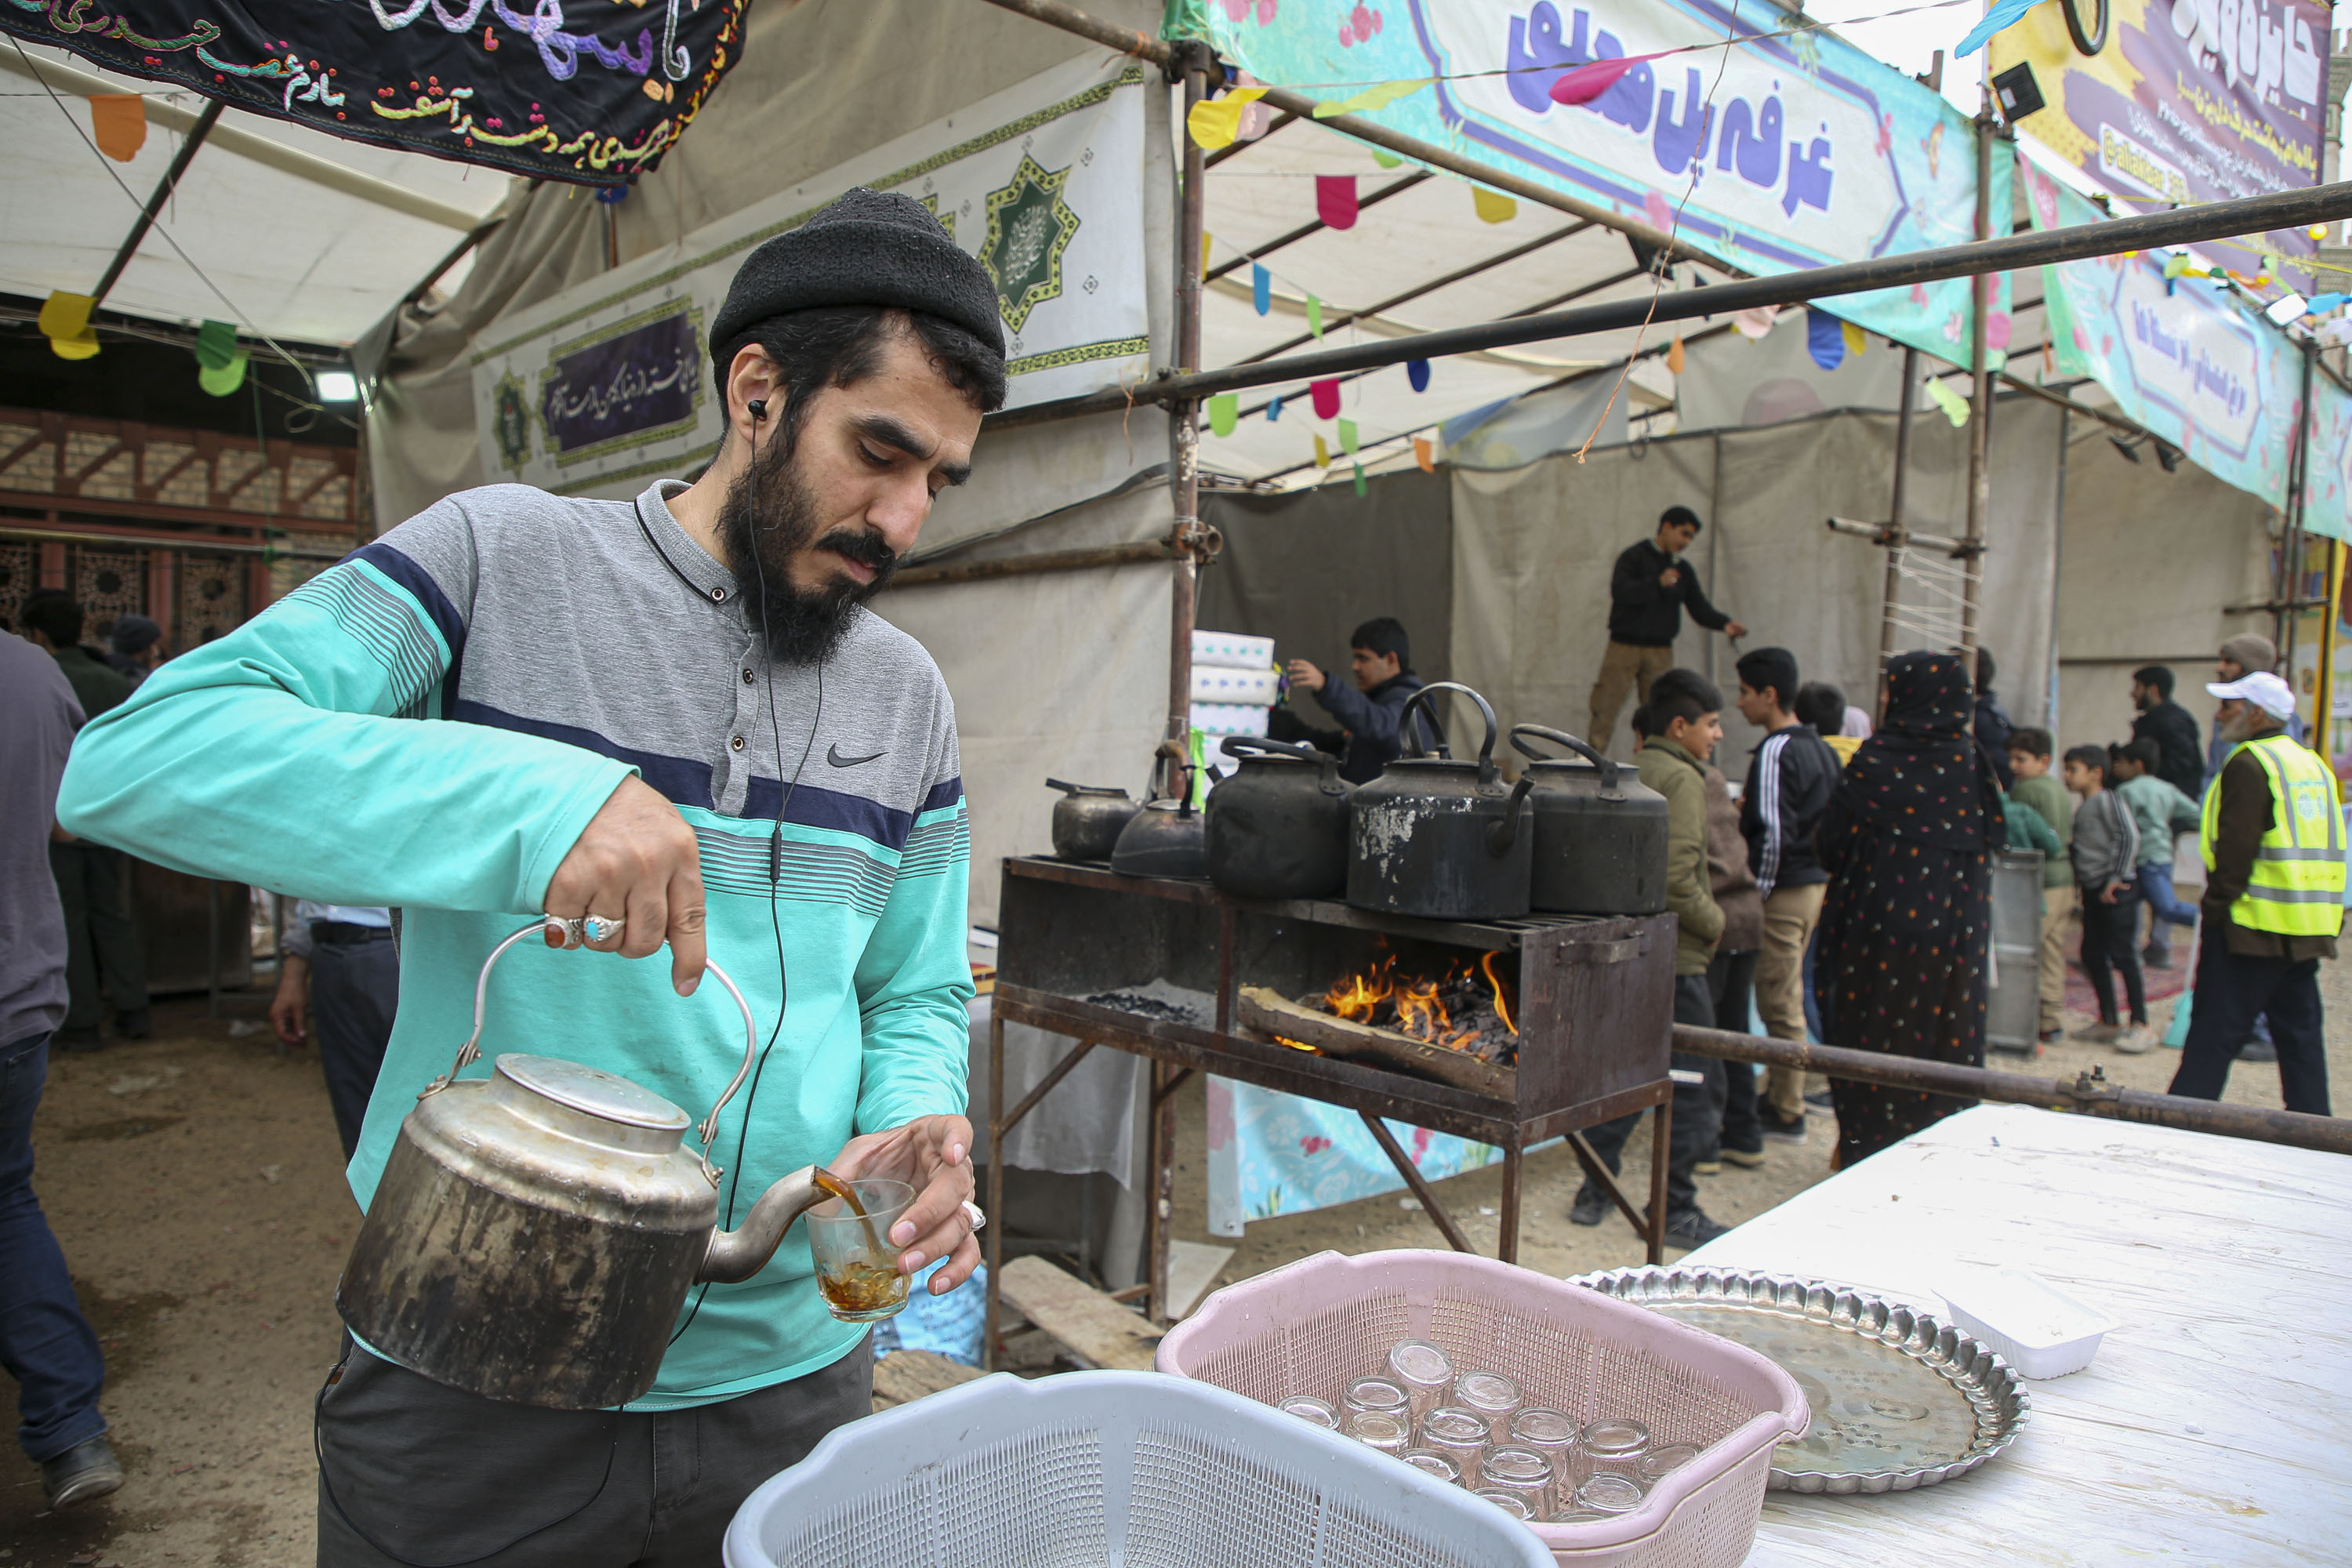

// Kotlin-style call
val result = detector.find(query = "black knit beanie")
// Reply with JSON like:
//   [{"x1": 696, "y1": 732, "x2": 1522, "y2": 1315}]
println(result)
[{"x1": 709, "y1": 188, "x2": 1005, "y2": 384}]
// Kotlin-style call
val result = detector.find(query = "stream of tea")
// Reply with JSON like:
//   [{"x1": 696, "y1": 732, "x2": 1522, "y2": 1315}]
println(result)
[{"x1": 811, "y1": 1167, "x2": 906, "y2": 1316}]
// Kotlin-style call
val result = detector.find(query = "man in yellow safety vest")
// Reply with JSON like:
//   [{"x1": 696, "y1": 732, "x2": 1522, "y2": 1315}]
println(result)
[{"x1": 2169, "y1": 670, "x2": 2341, "y2": 1115}]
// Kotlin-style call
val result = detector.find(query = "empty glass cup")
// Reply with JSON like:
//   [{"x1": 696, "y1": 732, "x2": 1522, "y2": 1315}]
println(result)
[
  {"x1": 1580, "y1": 1417, "x2": 1652, "y2": 1480},
  {"x1": 1479, "y1": 1444, "x2": 1555, "y2": 1519},
  {"x1": 1385, "y1": 1340, "x2": 1455, "y2": 1422},
  {"x1": 804, "y1": 1178, "x2": 913, "y2": 1323},
  {"x1": 1344, "y1": 1375, "x2": 1412, "y2": 1420},
  {"x1": 1398, "y1": 1447, "x2": 1462, "y2": 1485},
  {"x1": 1574, "y1": 1472, "x2": 1646, "y2": 1515},
  {"x1": 1471, "y1": 1488, "x2": 1536, "y2": 1521},
  {"x1": 1418, "y1": 1405, "x2": 1494, "y2": 1487},
  {"x1": 1276, "y1": 1394, "x2": 1340, "y2": 1430},
  {"x1": 1639, "y1": 1443, "x2": 1700, "y2": 1485},
  {"x1": 1452, "y1": 1370, "x2": 1524, "y2": 1442},
  {"x1": 1508, "y1": 1406, "x2": 1580, "y2": 1480},
  {"x1": 1343, "y1": 1408, "x2": 1412, "y2": 1455}
]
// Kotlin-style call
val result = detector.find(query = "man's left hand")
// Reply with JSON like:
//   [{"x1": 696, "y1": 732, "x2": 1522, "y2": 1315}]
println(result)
[
  {"x1": 826, "y1": 1114, "x2": 978, "y2": 1294},
  {"x1": 1285, "y1": 659, "x2": 1326, "y2": 693},
  {"x1": 1724, "y1": 620, "x2": 1748, "y2": 639}
]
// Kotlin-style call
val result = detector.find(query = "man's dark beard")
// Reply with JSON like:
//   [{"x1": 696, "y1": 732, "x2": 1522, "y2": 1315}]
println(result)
[{"x1": 717, "y1": 439, "x2": 898, "y2": 665}]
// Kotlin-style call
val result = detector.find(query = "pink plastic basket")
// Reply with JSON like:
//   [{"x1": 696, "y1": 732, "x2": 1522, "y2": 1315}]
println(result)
[{"x1": 1156, "y1": 1250, "x2": 1807, "y2": 1566}]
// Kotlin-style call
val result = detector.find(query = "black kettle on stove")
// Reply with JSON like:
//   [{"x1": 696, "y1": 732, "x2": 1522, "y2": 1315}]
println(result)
[{"x1": 1345, "y1": 682, "x2": 1534, "y2": 920}]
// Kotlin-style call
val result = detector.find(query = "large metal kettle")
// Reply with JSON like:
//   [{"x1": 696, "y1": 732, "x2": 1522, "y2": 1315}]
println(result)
[
  {"x1": 1346, "y1": 682, "x2": 1535, "y2": 920},
  {"x1": 1511, "y1": 724, "x2": 1670, "y2": 916},
  {"x1": 337, "y1": 919, "x2": 826, "y2": 1410},
  {"x1": 1204, "y1": 735, "x2": 1351, "y2": 898},
  {"x1": 1045, "y1": 777, "x2": 1138, "y2": 861}
]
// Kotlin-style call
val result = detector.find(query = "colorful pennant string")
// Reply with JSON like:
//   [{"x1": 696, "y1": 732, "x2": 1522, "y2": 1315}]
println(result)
[
  {"x1": 1316, "y1": 175, "x2": 1359, "y2": 230},
  {"x1": 1338, "y1": 418, "x2": 1359, "y2": 455},
  {"x1": 1472, "y1": 187, "x2": 1516, "y2": 224},
  {"x1": 1666, "y1": 332, "x2": 1685, "y2": 375},
  {"x1": 1352, "y1": 461, "x2": 1367, "y2": 495},
  {"x1": 1313, "y1": 433, "x2": 1331, "y2": 469},
  {"x1": 39, "y1": 291, "x2": 99, "y2": 361},
  {"x1": 1548, "y1": 53, "x2": 1671, "y2": 107},
  {"x1": 1406, "y1": 358, "x2": 1429, "y2": 392},
  {"x1": 1413, "y1": 436, "x2": 1435, "y2": 472},
  {"x1": 1806, "y1": 308, "x2": 1845, "y2": 371},
  {"x1": 1253, "y1": 264, "x2": 1271, "y2": 316},
  {"x1": 1187, "y1": 88, "x2": 1269, "y2": 151},
  {"x1": 1926, "y1": 376, "x2": 1971, "y2": 426},
  {"x1": 90, "y1": 94, "x2": 146, "y2": 162},
  {"x1": 1306, "y1": 296, "x2": 1324, "y2": 339},
  {"x1": 1312, "y1": 79, "x2": 1428, "y2": 118},
  {"x1": 1842, "y1": 321, "x2": 1867, "y2": 357},
  {"x1": 1209, "y1": 394, "x2": 1238, "y2": 437},
  {"x1": 1310, "y1": 379, "x2": 1341, "y2": 419},
  {"x1": 1267, "y1": 395, "x2": 1283, "y2": 422}
]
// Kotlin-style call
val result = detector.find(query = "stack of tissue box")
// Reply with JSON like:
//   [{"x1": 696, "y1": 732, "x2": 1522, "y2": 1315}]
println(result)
[{"x1": 1190, "y1": 631, "x2": 1279, "y2": 763}]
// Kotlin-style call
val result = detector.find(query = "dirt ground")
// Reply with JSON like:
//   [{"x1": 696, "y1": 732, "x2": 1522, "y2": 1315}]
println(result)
[{"x1": 7, "y1": 964, "x2": 2348, "y2": 1568}]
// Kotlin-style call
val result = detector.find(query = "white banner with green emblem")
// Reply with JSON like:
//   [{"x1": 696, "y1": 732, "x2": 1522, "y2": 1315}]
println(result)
[{"x1": 469, "y1": 53, "x2": 1154, "y2": 499}]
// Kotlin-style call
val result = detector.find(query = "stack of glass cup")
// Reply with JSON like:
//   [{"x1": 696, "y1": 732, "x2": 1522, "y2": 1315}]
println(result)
[{"x1": 1273, "y1": 1339, "x2": 1705, "y2": 1526}]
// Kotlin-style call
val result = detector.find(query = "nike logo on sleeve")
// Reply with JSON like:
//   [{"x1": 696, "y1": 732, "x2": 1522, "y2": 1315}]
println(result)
[{"x1": 827, "y1": 744, "x2": 886, "y2": 768}]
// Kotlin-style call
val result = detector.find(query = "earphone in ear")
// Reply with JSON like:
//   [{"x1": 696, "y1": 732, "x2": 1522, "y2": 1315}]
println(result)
[{"x1": 747, "y1": 397, "x2": 768, "y2": 420}]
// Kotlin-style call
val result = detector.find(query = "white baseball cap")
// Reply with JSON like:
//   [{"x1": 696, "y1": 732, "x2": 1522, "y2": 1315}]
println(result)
[{"x1": 2206, "y1": 670, "x2": 2297, "y2": 721}]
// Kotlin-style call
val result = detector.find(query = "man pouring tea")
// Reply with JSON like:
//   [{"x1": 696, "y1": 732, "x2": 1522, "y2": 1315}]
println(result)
[{"x1": 58, "y1": 191, "x2": 1000, "y2": 1566}]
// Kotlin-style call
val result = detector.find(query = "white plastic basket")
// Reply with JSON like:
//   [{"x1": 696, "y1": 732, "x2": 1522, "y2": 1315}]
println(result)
[{"x1": 724, "y1": 1369, "x2": 1554, "y2": 1568}]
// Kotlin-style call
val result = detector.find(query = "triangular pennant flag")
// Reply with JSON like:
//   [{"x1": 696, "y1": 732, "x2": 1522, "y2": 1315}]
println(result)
[
  {"x1": 1267, "y1": 395, "x2": 1283, "y2": 422},
  {"x1": 1842, "y1": 321, "x2": 1867, "y2": 358},
  {"x1": 1338, "y1": 417, "x2": 1359, "y2": 455},
  {"x1": 1666, "y1": 332, "x2": 1685, "y2": 375},
  {"x1": 39, "y1": 292, "x2": 99, "y2": 361},
  {"x1": 90, "y1": 94, "x2": 146, "y2": 162},
  {"x1": 1310, "y1": 379, "x2": 1341, "y2": 420},
  {"x1": 1413, "y1": 436, "x2": 1435, "y2": 472},
  {"x1": 1352, "y1": 461, "x2": 1367, "y2": 496},
  {"x1": 1208, "y1": 394, "x2": 1238, "y2": 437},
  {"x1": 1370, "y1": 149, "x2": 1404, "y2": 169},
  {"x1": 49, "y1": 328, "x2": 100, "y2": 361},
  {"x1": 1406, "y1": 358, "x2": 1429, "y2": 392},
  {"x1": 195, "y1": 318, "x2": 240, "y2": 372},
  {"x1": 1316, "y1": 175, "x2": 1358, "y2": 230},
  {"x1": 2162, "y1": 252, "x2": 2190, "y2": 280},
  {"x1": 1548, "y1": 52, "x2": 1670, "y2": 107},
  {"x1": 1472, "y1": 187, "x2": 1516, "y2": 224},
  {"x1": 1252, "y1": 263, "x2": 1271, "y2": 316},
  {"x1": 1201, "y1": 229, "x2": 1214, "y2": 278},
  {"x1": 1313, "y1": 433, "x2": 1331, "y2": 469},
  {"x1": 1312, "y1": 79, "x2": 1428, "y2": 118},
  {"x1": 1306, "y1": 296, "x2": 1324, "y2": 339},
  {"x1": 1731, "y1": 305, "x2": 1779, "y2": 340},
  {"x1": 198, "y1": 350, "x2": 249, "y2": 397},
  {"x1": 1806, "y1": 308, "x2": 1846, "y2": 372},
  {"x1": 1186, "y1": 88, "x2": 1268, "y2": 151},
  {"x1": 1926, "y1": 376, "x2": 1971, "y2": 426},
  {"x1": 1955, "y1": 0, "x2": 2041, "y2": 56}
]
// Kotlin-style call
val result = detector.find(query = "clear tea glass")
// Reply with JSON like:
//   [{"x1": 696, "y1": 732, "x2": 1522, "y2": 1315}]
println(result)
[
  {"x1": 1452, "y1": 1370, "x2": 1524, "y2": 1442},
  {"x1": 1580, "y1": 1416, "x2": 1652, "y2": 1480},
  {"x1": 1276, "y1": 1394, "x2": 1341, "y2": 1430},
  {"x1": 1342, "y1": 1408, "x2": 1412, "y2": 1455},
  {"x1": 1471, "y1": 1488, "x2": 1536, "y2": 1521},
  {"x1": 1343, "y1": 1374, "x2": 1411, "y2": 1419},
  {"x1": 1479, "y1": 1444, "x2": 1555, "y2": 1519},
  {"x1": 1385, "y1": 1340, "x2": 1455, "y2": 1422},
  {"x1": 1639, "y1": 1443, "x2": 1700, "y2": 1485},
  {"x1": 1508, "y1": 1406, "x2": 1580, "y2": 1484},
  {"x1": 1419, "y1": 1405, "x2": 1494, "y2": 1487},
  {"x1": 1573, "y1": 1472, "x2": 1645, "y2": 1515},
  {"x1": 804, "y1": 1177, "x2": 913, "y2": 1323},
  {"x1": 1398, "y1": 1447, "x2": 1462, "y2": 1485}
]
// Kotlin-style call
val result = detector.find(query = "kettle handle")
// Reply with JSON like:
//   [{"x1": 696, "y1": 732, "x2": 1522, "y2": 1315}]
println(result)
[
  {"x1": 1399, "y1": 681, "x2": 1501, "y2": 785},
  {"x1": 437, "y1": 917, "x2": 760, "y2": 1156},
  {"x1": 1221, "y1": 734, "x2": 1346, "y2": 795},
  {"x1": 1508, "y1": 724, "x2": 1624, "y2": 797}
]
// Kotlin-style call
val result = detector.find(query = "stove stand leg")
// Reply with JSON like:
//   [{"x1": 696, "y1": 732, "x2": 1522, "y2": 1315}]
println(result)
[
  {"x1": 1646, "y1": 1094, "x2": 1671, "y2": 1266},
  {"x1": 1149, "y1": 1061, "x2": 1176, "y2": 1323},
  {"x1": 1499, "y1": 1142, "x2": 1523, "y2": 1265},
  {"x1": 985, "y1": 1011, "x2": 1006, "y2": 1371},
  {"x1": 1359, "y1": 1111, "x2": 1474, "y2": 1253}
]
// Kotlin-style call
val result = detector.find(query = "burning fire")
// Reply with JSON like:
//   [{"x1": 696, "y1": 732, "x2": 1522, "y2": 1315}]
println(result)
[{"x1": 1319, "y1": 949, "x2": 1518, "y2": 1054}]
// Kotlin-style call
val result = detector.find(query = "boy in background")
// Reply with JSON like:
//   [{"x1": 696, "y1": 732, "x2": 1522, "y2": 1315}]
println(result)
[
  {"x1": 2109, "y1": 739, "x2": 2201, "y2": 970},
  {"x1": 2064, "y1": 743, "x2": 2148, "y2": 1051},
  {"x1": 1570, "y1": 671, "x2": 1731, "y2": 1248},
  {"x1": 2006, "y1": 728, "x2": 2073, "y2": 1044},
  {"x1": 1700, "y1": 731, "x2": 1764, "y2": 1172},
  {"x1": 1795, "y1": 681, "x2": 1860, "y2": 765}
]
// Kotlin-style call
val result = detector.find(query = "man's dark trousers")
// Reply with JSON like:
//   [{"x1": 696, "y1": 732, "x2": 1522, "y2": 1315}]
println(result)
[
  {"x1": 316, "y1": 1334, "x2": 873, "y2": 1566},
  {"x1": 2171, "y1": 921, "x2": 2330, "y2": 1116},
  {"x1": 1708, "y1": 951, "x2": 1762, "y2": 1154},
  {"x1": 1576, "y1": 975, "x2": 1723, "y2": 1218},
  {"x1": 0, "y1": 1032, "x2": 109, "y2": 1465},
  {"x1": 310, "y1": 927, "x2": 398, "y2": 1160},
  {"x1": 48, "y1": 843, "x2": 147, "y2": 1034}
]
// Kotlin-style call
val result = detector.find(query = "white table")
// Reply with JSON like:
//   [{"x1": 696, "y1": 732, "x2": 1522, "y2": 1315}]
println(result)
[{"x1": 1680, "y1": 1104, "x2": 2352, "y2": 1566}]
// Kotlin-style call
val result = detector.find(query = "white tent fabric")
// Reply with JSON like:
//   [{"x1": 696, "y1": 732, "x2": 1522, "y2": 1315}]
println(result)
[
  {"x1": 0, "y1": 42, "x2": 508, "y2": 344},
  {"x1": 1448, "y1": 400, "x2": 2064, "y2": 767}
]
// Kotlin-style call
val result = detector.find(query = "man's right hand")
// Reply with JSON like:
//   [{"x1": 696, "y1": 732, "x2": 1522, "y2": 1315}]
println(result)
[
  {"x1": 543, "y1": 776, "x2": 708, "y2": 995},
  {"x1": 1286, "y1": 658, "x2": 1327, "y2": 693},
  {"x1": 1659, "y1": 567, "x2": 1681, "y2": 588},
  {"x1": 270, "y1": 955, "x2": 309, "y2": 1048}
]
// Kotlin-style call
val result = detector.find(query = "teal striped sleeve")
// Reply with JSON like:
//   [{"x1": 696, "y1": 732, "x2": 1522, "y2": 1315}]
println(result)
[
  {"x1": 851, "y1": 753, "x2": 975, "y2": 1135},
  {"x1": 57, "y1": 545, "x2": 635, "y2": 916}
]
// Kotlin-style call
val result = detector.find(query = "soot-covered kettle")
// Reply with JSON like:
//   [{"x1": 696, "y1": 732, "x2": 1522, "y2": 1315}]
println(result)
[{"x1": 336, "y1": 919, "x2": 826, "y2": 1410}]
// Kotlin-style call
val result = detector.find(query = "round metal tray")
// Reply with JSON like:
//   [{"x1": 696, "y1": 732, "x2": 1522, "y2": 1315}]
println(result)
[{"x1": 1575, "y1": 1265, "x2": 2028, "y2": 1494}]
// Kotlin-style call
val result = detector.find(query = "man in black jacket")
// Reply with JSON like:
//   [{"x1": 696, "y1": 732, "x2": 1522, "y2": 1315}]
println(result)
[
  {"x1": 2129, "y1": 665, "x2": 2204, "y2": 799},
  {"x1": 1589, "y1": 506, "x2": 1745, "y2": 755},
  {"x1": 1974, "y1": 648, "x2": 2014, "y2": 789},
  {"x1": 1280, "y1": 617, "x2": 1436, "y2": 785},
  {"x1": 1733, "y1": 647, "x2": 1839, "y2": 1142}
]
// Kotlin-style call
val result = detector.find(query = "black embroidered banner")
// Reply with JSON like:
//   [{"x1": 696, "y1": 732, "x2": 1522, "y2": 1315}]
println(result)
[{"x1": 3, "y1": 0, "x2": 751, "y2": 187}]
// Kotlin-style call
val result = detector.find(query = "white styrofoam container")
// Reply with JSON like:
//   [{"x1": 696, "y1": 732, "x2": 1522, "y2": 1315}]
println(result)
[
  {"x1": 1190, "y1": 701, "x2": 1269, "y2": 738},
  {"x1": 1190, "y1": 666, "x2": 1282, "y2": 704},
  {"x1": 1192, "y1": 629, "x2": 1276, "y2": 670},
  {"x1": 724, "y1": 1370, "x2": 1553, "y2": 1568},
  {"x1": 1940, "y1": 1266, "x2": 2115, "y2": 1379}
]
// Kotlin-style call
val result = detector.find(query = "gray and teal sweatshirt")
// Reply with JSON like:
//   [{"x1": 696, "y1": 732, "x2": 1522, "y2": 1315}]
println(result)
[{"x1": 56, "y1": 480, "x2": 973, "y2": 1408}]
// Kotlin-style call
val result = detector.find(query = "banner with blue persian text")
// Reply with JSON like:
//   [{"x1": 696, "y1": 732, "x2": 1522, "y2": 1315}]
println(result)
[
  {"x1": 467, "y1": 53, "x2": 1152, "y2": 497},
  {"x1": 2021, "y1": 154, "x2": 2331, "y2": 533},
  {"x1": 1199, "y1": 0, "x2": 2013, "y2": 366},
  {"x1": 2303, "y1": 372, "x2": 2352, "y2": 542}
]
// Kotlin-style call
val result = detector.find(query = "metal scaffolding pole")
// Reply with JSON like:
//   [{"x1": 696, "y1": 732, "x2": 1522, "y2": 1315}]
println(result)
[
  {"x1": 1163, "y1": 42, "x2": 1211, "y2": 807},
  {"x1": 1958, "y1": 107, "x2": 1996, "y2": 677},
  {"x1": 1878, "y1": 347, "x2": 1920, "y2": 715}
]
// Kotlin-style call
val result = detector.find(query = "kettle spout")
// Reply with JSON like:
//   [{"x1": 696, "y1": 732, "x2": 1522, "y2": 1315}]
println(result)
[{"x1": 699, "y1": 1165, "x2": 822, "y2": 1284}]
